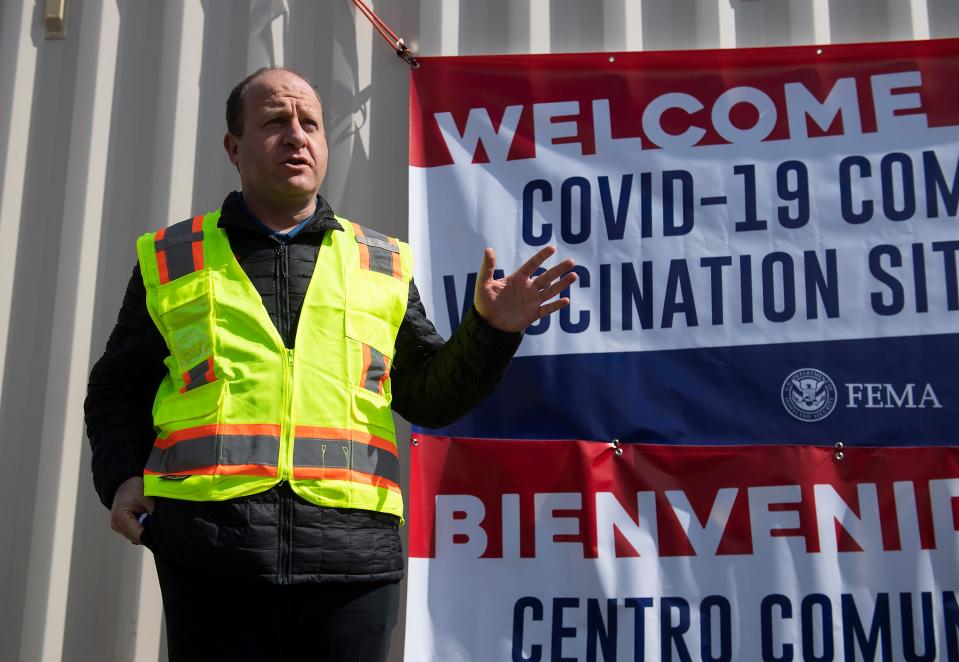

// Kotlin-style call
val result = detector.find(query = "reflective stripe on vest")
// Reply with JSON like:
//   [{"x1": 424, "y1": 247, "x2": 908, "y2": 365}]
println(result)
[
  {"x1": 180, "y1": 357, "x2": 216, "y2": 393},
  {"x1": 155, "y1": 215, "x2": 204, "y2": 283},
  {"x1": 360, "y1": 344, "x2": 390, "y2": 395},
  {"x1": 145, "y1": 423, "x2": 400, "y2": 488},
  {"x1": 145, "y1": 423, "x2": 281, "y2": 477},
  {"x1": 352, "y1": 222, "x2": 402, "y2": 279},
  {"x1": 292, "y1": 427, "x2": 399, "y2": 489},
  {"x1": 136, "y1": 211, "x2": 411, "y2": 518}
]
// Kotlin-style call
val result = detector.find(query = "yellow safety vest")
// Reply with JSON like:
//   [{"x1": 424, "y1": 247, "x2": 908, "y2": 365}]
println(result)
[{"x1": 135, "y1": 210, "x2": 412, "y2": 518}]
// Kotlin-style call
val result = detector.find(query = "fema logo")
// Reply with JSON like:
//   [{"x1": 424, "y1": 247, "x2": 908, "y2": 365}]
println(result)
[{"x1": 781, "y1": 368, "x2": 837, "y2": 422}]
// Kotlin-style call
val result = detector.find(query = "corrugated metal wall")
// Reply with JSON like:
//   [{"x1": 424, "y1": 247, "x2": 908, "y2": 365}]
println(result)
[{"x1": 0, "y1": 1, "x2": 956, "y2": 660}]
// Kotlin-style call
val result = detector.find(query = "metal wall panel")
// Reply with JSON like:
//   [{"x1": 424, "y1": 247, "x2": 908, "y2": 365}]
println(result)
[{"x1": 0, "y1": 1, "x2": 955, "y2": 660}]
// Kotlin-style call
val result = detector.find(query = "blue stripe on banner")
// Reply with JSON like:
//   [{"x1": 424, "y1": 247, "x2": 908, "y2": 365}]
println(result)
[{"x1": 418, "y1": 333, "x2": 958, "y2": 446}]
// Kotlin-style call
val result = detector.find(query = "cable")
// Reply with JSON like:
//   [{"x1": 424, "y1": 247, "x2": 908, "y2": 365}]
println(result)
[{"x1": 350, "y1": 0, "x2": 420, "y2": 68}]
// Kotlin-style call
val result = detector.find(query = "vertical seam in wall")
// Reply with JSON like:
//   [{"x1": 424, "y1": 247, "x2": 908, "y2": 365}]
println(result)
[
  {"x1": 270, "y1": 0, "x2": 288, "y2": 67},
  {"x1": 166, "y1": 0, "x2": 205, "y2": 225},
  {"x1": 717, "y1": 0, "x2": 737, "y2": 49},
  {"x1": 352, "y1": 0, "x2": 373, "y2": 153},
  {"x1": 529, "y1": 0, "x2": 551, "y2": 53},
  {"x1": 0, "y1": 1, "x2": 39, "y2": 449},
  {"x1": 908, "y1": 0, "x2": 931, "y2": 39},
  {"x1": 20, "y1": 0, "x2": 120, "y2": 660},
  {"x1": 443, "y1": 0, "x2": 461, "y2": 55},
  {"x1": 623, "y1": 0, "x2": 643, "y2": 51},
  {"x1": 812, "y1": 0, "x2": 832, "y2": 44}
]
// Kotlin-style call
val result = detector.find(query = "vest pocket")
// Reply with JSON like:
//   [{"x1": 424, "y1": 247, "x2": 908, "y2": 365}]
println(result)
[
  {"x1": 156, "y1": 269, "x2": 214, "y2": 373},
  {"x1": 344, "y1": 270, "x2": 406, "y2": 359},
  {"x1": 153, "y1": 377, "x2": 224, "y2": 428},
  {"x1": 351, "y1": 384, "x2": 395, "y2": 439}
]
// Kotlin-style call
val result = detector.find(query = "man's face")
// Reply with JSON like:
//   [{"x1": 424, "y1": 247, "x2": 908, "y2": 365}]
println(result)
[{"x1": 223, "y1": 70, "x2": 328, "y2": 209}]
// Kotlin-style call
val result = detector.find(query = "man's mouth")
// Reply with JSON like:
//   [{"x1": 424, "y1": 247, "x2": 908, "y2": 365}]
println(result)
[{"x1": 284, "y1": 156, "x2": 310, "y2": 167}]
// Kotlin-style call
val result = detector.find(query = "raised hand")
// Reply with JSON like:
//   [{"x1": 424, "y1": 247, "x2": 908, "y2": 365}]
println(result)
[{"x1": 473, "y1": 245, "x2": 577, "y2": 333}]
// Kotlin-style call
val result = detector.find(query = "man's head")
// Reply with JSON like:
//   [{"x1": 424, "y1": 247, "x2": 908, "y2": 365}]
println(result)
[{"x1": 223, "y1": 68, "x2": 328, "y2": 216}]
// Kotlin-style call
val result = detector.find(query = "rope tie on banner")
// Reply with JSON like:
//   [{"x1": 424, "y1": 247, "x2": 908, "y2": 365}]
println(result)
[{"x1": 350, "y1": 0, "x2": 420, "y2": 68}]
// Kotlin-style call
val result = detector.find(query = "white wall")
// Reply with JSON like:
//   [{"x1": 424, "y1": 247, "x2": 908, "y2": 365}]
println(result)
[{"x1": 0, "y1": 1, "x2": 955, "y2": 660}]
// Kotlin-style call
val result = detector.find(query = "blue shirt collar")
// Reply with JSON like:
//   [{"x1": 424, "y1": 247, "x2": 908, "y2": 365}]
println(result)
[{"x1": 237, "y1": 193, "x2": 318, "y2": 243}]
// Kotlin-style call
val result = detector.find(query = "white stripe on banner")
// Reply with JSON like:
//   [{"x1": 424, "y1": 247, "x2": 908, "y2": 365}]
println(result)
[{"x1": 412, "y1": 134, "x2": 959, "y2": 358}]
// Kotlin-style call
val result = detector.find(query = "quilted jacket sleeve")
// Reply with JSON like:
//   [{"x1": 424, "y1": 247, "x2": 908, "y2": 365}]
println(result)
[
  {"x1": 389, "y1": 281, "x2": 522, "y2": 428},
  {"x1": 84, "y1": 265, "x2": 168, "y2": 509}
]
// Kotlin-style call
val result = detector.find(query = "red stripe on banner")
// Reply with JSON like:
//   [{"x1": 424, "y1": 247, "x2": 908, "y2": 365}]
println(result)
[
  {"x1": 409, "y1": 38, "x2": 959, "y2": 167},
  {"x1": 409, "y1": 435, "x2": 959, "y2": 560}
]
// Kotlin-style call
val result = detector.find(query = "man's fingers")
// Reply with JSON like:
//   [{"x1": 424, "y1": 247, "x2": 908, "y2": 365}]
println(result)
[
  {"x1": 532, "y1": 258, "x2": 576, "y2": 289},
  {"x1": 537, "y1": 297, "x2": 571, "y2": 318},
  {"x1": 111, "y1": 510, "x2": 144, "y2": 544},
  {"x1": 477, "y1": 247, "x2": 496, "y2": 284},
  {"x1": 109, "y1": 477, "x2": 153, "y2": 544},
  {"x1": 538, "y1": 272, "x2": 578, "y2": 302},
  {"x1": 516, "y1": 245, "x2": 557, "y2": 278},
  {"x1": 122, "y1": 512, "x2": 143, "y2": 544}
]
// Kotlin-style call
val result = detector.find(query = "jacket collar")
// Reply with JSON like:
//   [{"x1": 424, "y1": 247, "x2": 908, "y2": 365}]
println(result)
[{"x1": 218, "y1": 191, "x2": 343, "y2": 236}]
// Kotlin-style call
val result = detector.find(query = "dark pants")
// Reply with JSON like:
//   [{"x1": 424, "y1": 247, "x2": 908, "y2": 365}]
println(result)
[{"x1": 153, "y1": 553, "x2": 400, "y2": 662}]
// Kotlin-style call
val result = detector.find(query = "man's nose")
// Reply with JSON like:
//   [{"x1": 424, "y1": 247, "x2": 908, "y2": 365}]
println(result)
[{"x1": 284, "y1": 118, "x2": 307, "y2": 147}]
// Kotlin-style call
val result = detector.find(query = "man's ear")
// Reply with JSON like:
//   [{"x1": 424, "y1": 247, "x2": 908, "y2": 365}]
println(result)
[{"x1": 223, "y1": 132, "x2": 239, "y2": 168}]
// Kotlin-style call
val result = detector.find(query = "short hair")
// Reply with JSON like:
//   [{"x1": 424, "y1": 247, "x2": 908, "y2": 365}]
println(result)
[{"x1": 225, "y1": 67, "x2": 318, "y2": 136}]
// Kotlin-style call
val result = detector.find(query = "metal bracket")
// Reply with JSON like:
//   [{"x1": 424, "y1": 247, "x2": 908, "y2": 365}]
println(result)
[
  {"x1": 395, "y1": 38, "x2": 420, "y2": 69},
  {"x1": 44, "y1": 0, "x2": 68, "y2": 40}
]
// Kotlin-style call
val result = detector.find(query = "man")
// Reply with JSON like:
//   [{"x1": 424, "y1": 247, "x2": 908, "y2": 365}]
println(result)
[{"x1": 85, "y1": 67, "x2": 575, "y2": 662}]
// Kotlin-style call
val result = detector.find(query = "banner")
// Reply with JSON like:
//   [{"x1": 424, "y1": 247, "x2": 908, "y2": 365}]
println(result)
[{"x1": 406, "y1": 40, "x2": 959, "y2": 661}]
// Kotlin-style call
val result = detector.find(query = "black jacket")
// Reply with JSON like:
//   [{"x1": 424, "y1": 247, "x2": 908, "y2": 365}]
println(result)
[{"x1": 85, "y1": 192, "x2": 521, "y2": 583}]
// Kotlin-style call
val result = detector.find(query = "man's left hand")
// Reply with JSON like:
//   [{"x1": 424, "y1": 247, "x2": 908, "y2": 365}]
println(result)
[{"x1": 474, "y1": 245, "x2": 576, "y2": 333}]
